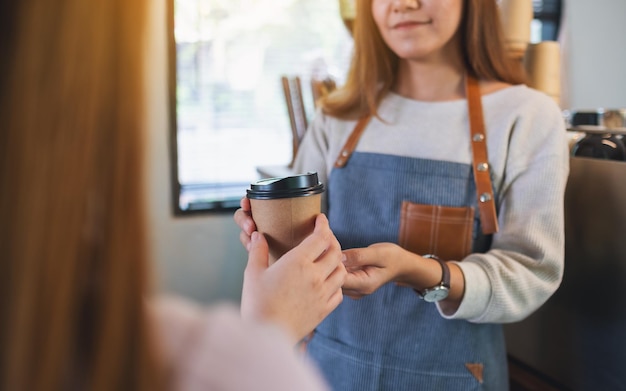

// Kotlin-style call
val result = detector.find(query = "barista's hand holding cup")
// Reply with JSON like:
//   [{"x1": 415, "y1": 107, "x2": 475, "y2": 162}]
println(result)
[{"x1": 247, "y1": 172, "x2": 325, "y2": 265}]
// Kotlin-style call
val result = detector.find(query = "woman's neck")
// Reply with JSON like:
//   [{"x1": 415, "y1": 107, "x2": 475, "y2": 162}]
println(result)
[{"x1": 392, "y1": 60, "x2": 466, "y2": 102}]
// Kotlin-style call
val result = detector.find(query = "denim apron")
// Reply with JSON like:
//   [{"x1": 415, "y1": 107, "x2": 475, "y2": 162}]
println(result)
[{"x1": 306, "y1": 78, "x2": 508, "y2": 390}]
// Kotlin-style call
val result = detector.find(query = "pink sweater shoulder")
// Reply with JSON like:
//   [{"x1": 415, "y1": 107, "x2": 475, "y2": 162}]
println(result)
[{"x1": 151, "y1": 296, "x2": 329, "y2": 391}]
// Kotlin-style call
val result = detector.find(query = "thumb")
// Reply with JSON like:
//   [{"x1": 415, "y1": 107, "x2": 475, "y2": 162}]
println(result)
[
  {"x1": 246, "y1": 232, "x2": 270, "y2": 273},
  {"x1": 342, "y1": 248, "x2": 365, "y2": 269}
]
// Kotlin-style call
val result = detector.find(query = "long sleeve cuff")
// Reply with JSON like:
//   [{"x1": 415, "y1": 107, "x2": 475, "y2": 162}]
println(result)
[{"x1": 436, "y1": 259, "x2": 492, "y2": 321}]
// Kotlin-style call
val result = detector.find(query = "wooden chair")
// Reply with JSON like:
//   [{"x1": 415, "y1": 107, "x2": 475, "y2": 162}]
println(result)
[
  {"x1": 256, "y1": 75, "x2": 336, "y2": 179},
  {"x1": 281, "y1": 76, "x2": 308, "y2": 166},
  {"x1": 256, "y1": 76, "x2": 307, "y2": 179},
  {"x1": 311, "y1": 76, "x2": 337, "y2": 108},
  {"x1": 282, "y1": 75, "x2": 337, "y2": 164}
]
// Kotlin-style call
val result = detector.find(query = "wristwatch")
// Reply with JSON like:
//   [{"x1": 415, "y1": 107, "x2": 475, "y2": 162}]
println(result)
[{"x1": 416, "y1": 254, "x2": 450, "y2": 302}]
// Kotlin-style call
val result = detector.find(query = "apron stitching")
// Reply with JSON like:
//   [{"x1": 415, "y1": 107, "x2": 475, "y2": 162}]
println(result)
[{"x1": 462, "y1": 208, "x2": 470, "y2": 257}]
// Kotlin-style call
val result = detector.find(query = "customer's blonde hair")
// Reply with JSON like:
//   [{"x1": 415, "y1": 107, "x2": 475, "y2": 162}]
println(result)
[{"x1": 0, "y1": 1, "x2": 164, "y2": 390}]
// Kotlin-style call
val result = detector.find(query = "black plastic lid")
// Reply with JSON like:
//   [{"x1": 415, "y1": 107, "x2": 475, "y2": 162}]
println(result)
[{"x1": 247, "y1": 172, "x2": 324, "y2": 200}]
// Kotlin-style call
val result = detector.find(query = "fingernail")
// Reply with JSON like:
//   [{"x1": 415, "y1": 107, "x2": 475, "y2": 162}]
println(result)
[{"x1": 342, "y1": 253, "x2": 347, "y2": 263}]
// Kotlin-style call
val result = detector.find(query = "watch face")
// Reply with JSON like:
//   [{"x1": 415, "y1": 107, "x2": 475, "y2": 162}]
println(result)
[{"x1": 423, "y1": 286, "x2": 449, "y2": 303}]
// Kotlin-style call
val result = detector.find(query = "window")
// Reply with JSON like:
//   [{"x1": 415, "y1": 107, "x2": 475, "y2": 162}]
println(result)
[{"x1": 168, "y1": 0, "x2": 353, "y2": 214}]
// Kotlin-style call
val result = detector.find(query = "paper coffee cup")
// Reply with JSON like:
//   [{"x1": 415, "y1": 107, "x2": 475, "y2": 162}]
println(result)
[
  {"x1": 247, "y1": 172, "x2": 324, "y2": 265},
  {"x1": 499, "y1": 0, "x2": 533, "y2": 58},
  {"x1": 524, "y1": 41, "x2": 561, "y2": 104}
]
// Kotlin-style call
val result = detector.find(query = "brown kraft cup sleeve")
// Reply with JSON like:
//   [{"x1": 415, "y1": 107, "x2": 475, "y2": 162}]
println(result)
[
  {"x1": 250, "y1": 194, "x2": 321, "y2": 265},
  {"x1": 398, "y1": 201, "x2": 475, "y2": 261}
]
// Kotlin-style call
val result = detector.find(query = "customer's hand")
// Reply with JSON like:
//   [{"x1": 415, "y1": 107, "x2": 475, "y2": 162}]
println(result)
[
  {"x1": 233, "y1": 196, "x2": 256, "y2": 250},
  {"x1": 240, "y1": 214, "x2": 346, "y2": 343}
]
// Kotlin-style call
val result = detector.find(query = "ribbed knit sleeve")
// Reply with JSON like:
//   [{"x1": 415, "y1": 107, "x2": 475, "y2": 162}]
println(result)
[{"x1": 439, "y1": 90, "x2": 569, "y2": 323}]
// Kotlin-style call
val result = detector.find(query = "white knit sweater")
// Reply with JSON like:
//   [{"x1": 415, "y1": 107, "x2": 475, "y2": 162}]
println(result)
[{"x1": 293, "y1": 85, "x2": 570, "y2": 324}]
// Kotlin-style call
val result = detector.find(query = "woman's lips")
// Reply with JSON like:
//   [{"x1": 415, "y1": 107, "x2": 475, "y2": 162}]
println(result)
[{"x1": 392, "y1": 20, "x2": 431, "y2": 29}]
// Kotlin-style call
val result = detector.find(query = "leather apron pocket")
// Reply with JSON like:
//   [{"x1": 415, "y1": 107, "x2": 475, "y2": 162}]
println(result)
[{"x1": 399, "y1": 201, "x2": 474, "y2": 261}]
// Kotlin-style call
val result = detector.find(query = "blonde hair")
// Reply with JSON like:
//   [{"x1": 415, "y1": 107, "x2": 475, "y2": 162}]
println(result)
[
  {"x1": 322, "y1": 0, "x2": 526, "y2": 119},
  {"x1": 0, "y1": 1, "x2": 164, "y2": 390}
]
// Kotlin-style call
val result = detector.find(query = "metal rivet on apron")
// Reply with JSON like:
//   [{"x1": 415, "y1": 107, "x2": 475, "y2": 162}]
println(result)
[
  {"x1": 472, "y1": 133, "x2": 485, "y2": 142},
  {"x1": 479, "y1": 193, "x2": 492, "y2": 203},
  {"x1": 341, "y1": 150, "x2": 349, "y2": 157},
  {"x1": 477, "y1": 162, "x2": 489, "y2": 171}
]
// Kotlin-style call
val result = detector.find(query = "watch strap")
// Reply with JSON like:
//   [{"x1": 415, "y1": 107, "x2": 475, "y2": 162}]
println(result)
[{"x1": 417, "y1": 254, "x2": 450, "y2": 299}]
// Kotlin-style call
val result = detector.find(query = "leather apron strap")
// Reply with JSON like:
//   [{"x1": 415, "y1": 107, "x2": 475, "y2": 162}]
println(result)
[
  {"x1": 333, "y1": 75, "x2": 499, "y2": 235},
  {"x1": 334, "y1": 115, "x2": 371, "y2": 168},
  {"x1": 466, "y1": 76, "x2": 499, "y2": 234}
]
